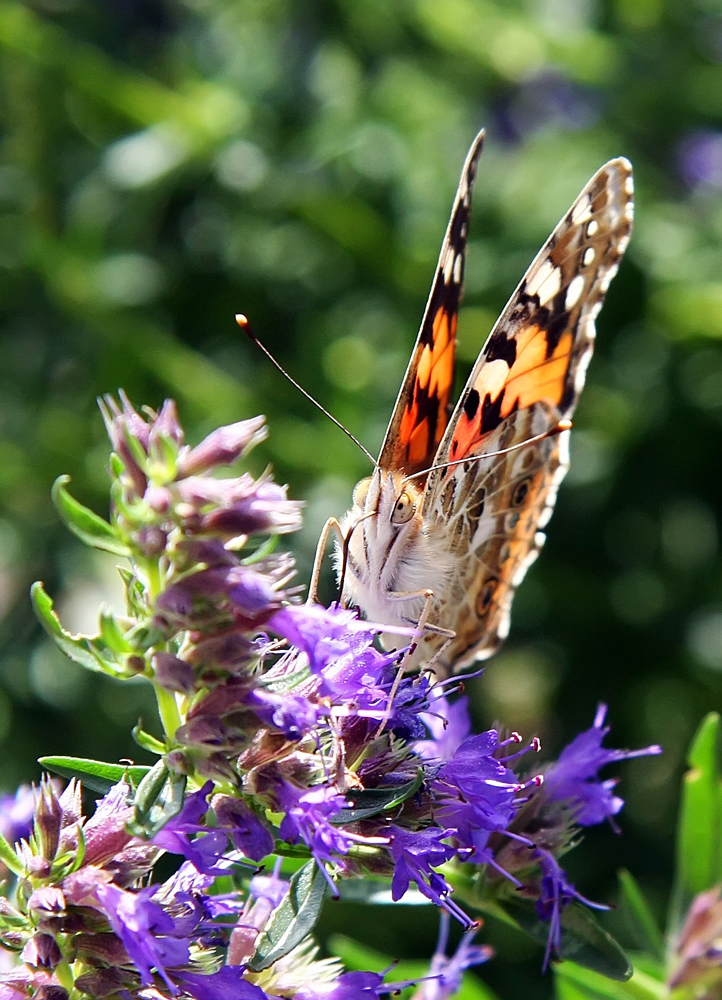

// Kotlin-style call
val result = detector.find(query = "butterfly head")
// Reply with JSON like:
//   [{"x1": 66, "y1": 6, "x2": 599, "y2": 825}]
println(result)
[{"x1": 351, "y1": 468, "x2": 423, "y2": 530}]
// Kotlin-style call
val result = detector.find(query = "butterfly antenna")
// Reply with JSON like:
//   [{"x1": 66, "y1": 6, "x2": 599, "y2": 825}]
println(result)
[
  {"x1": 236, "y1": 314, "x2": 375, "y2": 466},
  {"x1": 403, "y1": 420, "x2": 572, "y2": 485}
]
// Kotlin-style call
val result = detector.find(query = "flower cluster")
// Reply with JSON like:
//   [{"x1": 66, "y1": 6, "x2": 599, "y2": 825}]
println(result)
[{"x1": 4, "y1": 396, "x2": 661, "y2": 1000}]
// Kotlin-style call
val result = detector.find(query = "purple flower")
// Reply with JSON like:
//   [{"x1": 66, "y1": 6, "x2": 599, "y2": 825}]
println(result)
[
  {"x1": 177, "y1": 417, "x2": 267, "y2": 476},
  {"x1": 94, "y1": 883, "x2": 191, "y2": 991},
  {"x1": 278, "y1": 785, "x2": 354, "y2": 868},
  {"x1": 421, "y1": 914, "x2": 492, "y2": 1000},
  {"x1": 175, "y1": 967, "x2": 267, "y2": 1000},
  {"x1": 295, "y1": 970, "x2": 388, "y2": 1000},
  {"x1": 156, "y1": 567, "x2": 279, "y2": 623},
  {"x1": 203, "y1": 480, "x2": 303, "y2": 536},
  {"x1": 0, "y1": 786, "x2": 37, "y2": 845},
  {"x1": 151, "y1": 783, "x2": 229, "y2": 874},
  {"x1": 153, "y1": 652, "x2": 196, "y2": 694},
  {"x1": 416, "y1": 694, "x2": 472, "y2": 762},
  {"x1": 532, "y1": 848, "x2": 606, "y2": 969},
  {"x1": 432, "y1": 732, "x2": 522, "y2": 861},
  {"x1": 670, "y1": 886, "x2": 722, "y2": 991},
  {"x1": 542, "y1": 705, "x2": 662, "y2": 827},
  {"x1": 214, "y1": 797, "x2": 274, "y2": 862},
  {"x1": 388, "y1": 826, "x2": 461, "y2": 917},
  {"x1": 269, "y1": 604, "x2": 412, "y2": 721}
]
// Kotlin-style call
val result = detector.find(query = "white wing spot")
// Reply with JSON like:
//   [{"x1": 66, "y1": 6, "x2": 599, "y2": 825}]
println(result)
[
  {"x1": 571, "y1": 197, "x2": 592, "y2": 224},
  {"x1": 443, "y1": 247, "x2": 454, "y2": 284},
  {"x1": 526, "y1": 259, "x2": 561, "y2": 305},
  {"x1": 453, "y1": 252, "x2": 463, "y2": 285},
  {"x1": 586, "y1": 219, "x2": 599, "y2": 236},
  {"x1": 583, "y1": 247, "x2": 595, "y2": 266},
  {"x1": 565, "y1": 273, "x2": 585, "y2": 310}
]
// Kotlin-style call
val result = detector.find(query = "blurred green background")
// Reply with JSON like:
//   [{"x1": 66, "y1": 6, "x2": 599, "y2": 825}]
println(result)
[{"x1": 1, "y1": 0, "x2": 721, "y2": 994}]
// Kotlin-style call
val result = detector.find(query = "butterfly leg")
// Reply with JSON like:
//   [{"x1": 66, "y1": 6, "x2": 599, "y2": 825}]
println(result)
[
  {"x1": 307, "y1": 517, "x2": 345, "y2": 605},
  {"x1": 374, "y1": 588, "x2": 455, "y2": 739}
]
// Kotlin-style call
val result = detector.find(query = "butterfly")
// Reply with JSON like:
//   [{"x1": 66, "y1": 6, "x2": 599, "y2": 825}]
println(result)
[{"x1": 331, "y1": 128, "x2": 634, "y2": 675}]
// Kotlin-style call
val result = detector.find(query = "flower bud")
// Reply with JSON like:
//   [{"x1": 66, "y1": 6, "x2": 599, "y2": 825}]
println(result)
[
  {"x1": 177, "y1": 416, "x2": 267, "y2": 476},
  {"x1": 34, "y1": 780, "x2": 62, "y2": 863},
  {"x1": 21, "y1": 934, "x2": 61, "y2": 970},
  {"x1": 153, "y1": 652, "x2": 195, "y2": 694}
]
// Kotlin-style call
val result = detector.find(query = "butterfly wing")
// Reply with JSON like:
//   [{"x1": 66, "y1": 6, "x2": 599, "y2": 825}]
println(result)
[
  {"x1": 376, "y1": 128, "x2": 485, "y2": 478},
  {"x1": 420, "y1": 157, "x2": 634, "y2": 672}
]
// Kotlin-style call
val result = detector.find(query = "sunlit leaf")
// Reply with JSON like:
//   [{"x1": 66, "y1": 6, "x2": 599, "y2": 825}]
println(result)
[
  {"x1": 249, "y1": 861, "x2": 328, "y2": 971},
  {"x1": 670, "y1": 712, "x2": 722, "y2": 934},
  {"x1": 38, "y1": 756, "x2": 150, "y2": 794},
  {"x1": 31, "y1": 582, "x2": 132, "y2": 678},
  {"x1": 51, "y1": 475, "x2": 129, "y2": 556}
]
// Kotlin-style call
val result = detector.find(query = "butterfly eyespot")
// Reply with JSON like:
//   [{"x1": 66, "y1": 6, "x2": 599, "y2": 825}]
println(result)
[
  {"x1": 391, "y1": 490, "x2": 416, "y2": 525},
  {"x1": 477, "y1": 578, "x2": 498, "y2": 615},
  {"x1": 512, "y1": 478, "x2": 532, "y2": 507},
  {"x1": 352, "y1": 477, "x2": 372, "y2": 509}
]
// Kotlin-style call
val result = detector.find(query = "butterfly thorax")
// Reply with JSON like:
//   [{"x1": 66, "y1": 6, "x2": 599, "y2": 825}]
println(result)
[{"x1": 335, "y1": 468, "x2": 452, "y2": 634}]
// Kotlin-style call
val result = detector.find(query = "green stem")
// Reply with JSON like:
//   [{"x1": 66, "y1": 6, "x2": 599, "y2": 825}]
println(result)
[
  {"x1": 154, "y1": 683, "x2": 182, "y2": 742},
  {"x1": 55, "y1": 959, "x2": 76, "y2": 997},
  {"x1": 143, "y1": 555, "x2": 163, "y2": 603}
]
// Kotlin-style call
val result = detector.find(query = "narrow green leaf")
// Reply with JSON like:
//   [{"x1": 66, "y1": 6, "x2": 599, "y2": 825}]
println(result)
[
  {"x1": 249, "y1": 861, "x2": 328, "y2": 971},
  {"x1": 332, "y1": 771, "x2": 423, "y2": 823},
  {"x1": 618, "y1": 870, "x2": 665, "y2": 962},
  {"x1": 501, "y1": 898, "x2": 632, "y2": 981},
  {"x1": 51, "y1": 475, "x2": 129, "y2": 556},
  {"x1": 39, "y1": 756, "x2": 151, "y2": 794},
  {"x1": 0, "y1": 830, "x2": 23, "y2": 876},
  {"x1": 671, "y1": 713, "x2": 722, "y2": 933},
  {"x1": 555, "y1": 959, "x2": 665, "y2": 1000},
  {"x1": 31, "y1": 582, "x2": 129, "y2": 677}
]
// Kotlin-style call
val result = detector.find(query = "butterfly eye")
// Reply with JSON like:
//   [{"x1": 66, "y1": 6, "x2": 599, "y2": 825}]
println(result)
[
  {"x1": 352, "y1": 477, "x2": 372, "y2": 509},
  {"x1": 391, "y1": 489, "x2": 416, "y2": 525}
]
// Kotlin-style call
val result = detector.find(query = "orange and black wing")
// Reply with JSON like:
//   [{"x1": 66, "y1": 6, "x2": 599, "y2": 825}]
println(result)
[
  {"x1": 420, "y1": 157, "x2": 634, "y2": 672},
  {"x1": 377, "y1": 128, "x2": 485, "y2": 478}
]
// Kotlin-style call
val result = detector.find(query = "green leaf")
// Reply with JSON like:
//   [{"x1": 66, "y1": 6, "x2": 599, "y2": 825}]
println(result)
[
  {"x1": 39, "y1": 756, "x2": 151, "y2": 794},
  {"x1": 671, "y1": 712, "x2": 722, "y2": 933},
  {"x1": 51, "y1": 475, "x2": 129, "y2": 556},
  {"x1": 129, "y1": 760, "x2": 187, "y2": 838},
  {"x1": 617, "y1": 870, "x2": 665, "y2": 963},
  {"x1": 500, "y1": 897, "x2": 632, "y2": 981},
  {"x1": 99, "y1": 611, "x2": 133, "y2": 655},
  {"x1": 555, "y1": 959, "x2": 665, "y2": 1000},
  {"x1": 0, "y1": 829, "x2": 23, "y2": 876},
  {"x1": 249, "y1": 860, "x2": 328, "y2": 971},
  {"x1": 332, "y1": 771, "x2": 424, "y2": 823},
  {"x1": 31, "y1": 582, "x2": 131, "y2": 677}
]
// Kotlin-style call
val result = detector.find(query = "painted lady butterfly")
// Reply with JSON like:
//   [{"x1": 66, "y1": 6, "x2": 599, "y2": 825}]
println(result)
[{"x1": 329, "y1": 129, "x2": 634, "y2": 674}]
